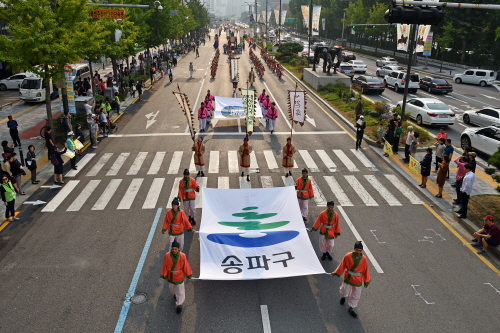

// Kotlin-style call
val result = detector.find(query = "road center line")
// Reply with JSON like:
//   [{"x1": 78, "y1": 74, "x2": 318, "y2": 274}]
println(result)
[
  {"x1": 260, "y1": 305, "x2": 272, "y2": 333},
  {"x1": 337, "y1": 206, "x2": 384, "y2": 273},
  {"x1": 114, "y1": 207, "x2": 163, "y2": 332}
]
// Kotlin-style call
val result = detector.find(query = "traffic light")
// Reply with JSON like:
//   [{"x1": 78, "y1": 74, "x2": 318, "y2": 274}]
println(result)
[
  {"x1": 384, "y1": 5, "x2": 444, "y2": 25},
  {"x1": 348, "y1": 25, "x2": 356, "y2": 28},
  {"x1": 368, "y1": 25, "x2": 376, "y2": 28}
]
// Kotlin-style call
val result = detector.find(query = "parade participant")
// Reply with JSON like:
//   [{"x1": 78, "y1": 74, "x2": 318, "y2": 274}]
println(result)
[
  {"x1": 161, "y1": 198, "x2": 194, "y2": 250},
  {"x1": 204, "y1": 96, "x2": 214, "y2": 123},
  {"x1": 160, "y1": 240, "x2": 193, "y2": 314},
  {"x1": 178, "y1": 169, "x2": 200, "y2": 225},
  {"x1": 310, "y1": 201, "x2": 340, "y2": 261},
  {"x1": 331, "y1": 241, "x2": 371, "y2": 318},
  {"x1": 295, "y1": 169, "x2": 314, "y2": 222},
  {"x1": 265, "y1": 102, "x2": 278, "y2": 134},
  {"x1": 258, "y1": 89, "x2": 266, "y2": 106},
  {"x1": 205, "y1": 89, "x2": 215, "y2": 102},
  {"x1": 282, "y1": 137, "x2": 296, "y2": 177},
  {"x1": 261, "y1": 95, "x2": 272, "y2": 111},
  {"x1": 192, "y1": 137, "x2": 206, "y2": 177},
  {"x1": 239, "y1": 136, "x2": 252, "y2": 182},
  {"x1": 198, "y1": 102, "x2": 209, "y2": 132},
  {"x1": 189, "y1": 62, "x2": 194, "y2": 78},
  {"x1": 167, "y1": 67, "x2": 173, "y2": 83},
  {"x1": 248, "y1": 67, "x2": 256, "y2": 87}
]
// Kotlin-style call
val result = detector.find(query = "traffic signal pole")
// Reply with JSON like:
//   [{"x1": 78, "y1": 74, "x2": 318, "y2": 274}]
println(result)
[{"x1": 400, "y1": 24, "x2": 417, "y2": 122}]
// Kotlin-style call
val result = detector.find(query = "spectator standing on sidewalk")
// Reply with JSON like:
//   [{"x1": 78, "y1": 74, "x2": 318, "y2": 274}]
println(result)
[
  {"x1": 2, "y1": 141, "x2": 15, "y2": 155},
  {"x1": 87, "y1": 114, "x2": 98, "y2": 149},
  {"x1": 1, "y1": 175, "x2": 19, "y2": 222},
  {"x1": 468, "y1": 152, "x2": 477, "y2": 173},
  {"x1": 456, "y1": 163, "x2": 475, "y2": 219},
  {"x1": 419, "y1": 148, "x2": 432, "y2": 188},
  {"x1": 355, "y1": 97, "x2": 363, "y2": 116},
  {"x1": 443, "y1": 139, "x2": 454, "y2": 179},
  {"x1": 65, "y1": 132, "x2": 78, "y2": 170},
  {"x1": 435, "y1": 155, "x2": 449, "y2": 198},
  {"x1": 26, "y1": 145, "x2": 39, "y2": 184},
  {"x1": 99, "y1": 110, "x2": 108, "y2": 138},
  {"x1": 136, "y1": 80, "x2": 144, "y2": 101},
  {"x1": 9, "y1": 153, "x2": 25, "y2": 195},
  {"x1": 355, "y1": 115, "x2": 366, "y2": 150},
  {"x1": 433, "y1": 138, "x2": 445, "y2": 173},
  {"x1": 393, "y1": 121, "x2": 402, "y2": 154},
  {"x1": 383, "y1": 125, "x2": 393, "y2": 157},
  {"x1": 410, "y1": 132, "x2": 419, "y2": 158},
  {"x1": 84, "y1": 100, "x2": 93, "y2": 116},
  {"x1": 403, "y1": 126, "x2": 414, "y2": 163},
  {"x1": 452, "y1": 155, "x2": 468, "y2": 206},
  {"x1": 435, "y1": 127, "x2": 447, "y2": 144},
  {"x1": 44, "y1": 127, "x2": 55, "y2": 159},
  {"x1": 52, "y1": 146, "x2": 67, "y2": 184},
  {"x1": 7, "y1": 116, "x2": 21, "y2": 147}
]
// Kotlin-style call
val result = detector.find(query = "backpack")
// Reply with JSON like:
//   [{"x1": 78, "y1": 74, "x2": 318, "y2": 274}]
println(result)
[{"x1": 51, "y1": 155, "x2": 59, "y2": 166}]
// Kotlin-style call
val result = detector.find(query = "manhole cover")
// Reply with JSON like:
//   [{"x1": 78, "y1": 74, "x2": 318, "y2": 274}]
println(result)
[{"x1": 131, "y1": 293, "x2": 147, "y2": 304}]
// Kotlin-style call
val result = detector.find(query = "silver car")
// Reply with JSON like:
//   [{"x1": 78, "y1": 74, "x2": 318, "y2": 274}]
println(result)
[
  {"x1": 462, "y1": 108, "x2": 500, "y2": 127},
  {"x1": 376, "y1": 65, "x2": 405, "y2": 77}
]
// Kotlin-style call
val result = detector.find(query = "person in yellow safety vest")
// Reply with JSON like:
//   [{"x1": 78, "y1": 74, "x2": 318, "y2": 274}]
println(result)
[
  {"x1": 1, "y1": 176, "x2": 18, "y2": 222},
  {"x1": 65, "y1": 131, "x2": 78, "y2": 170},
  {"x1": 295, "y1": 168, "x2": 314, "y2": 223},
  {"x1": 177, "y1": 169, "x2": 199, "y2": 226}
]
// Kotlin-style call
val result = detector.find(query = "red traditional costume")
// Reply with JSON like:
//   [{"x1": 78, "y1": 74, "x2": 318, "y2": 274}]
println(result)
[{"x1": 160, "y1": 250, "x2": 193, "y2": 307}]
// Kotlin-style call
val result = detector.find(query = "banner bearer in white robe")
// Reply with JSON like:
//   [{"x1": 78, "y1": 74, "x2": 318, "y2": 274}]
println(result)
[
  {"x1": 282, "y1": 137, "x2": 296, "y2": 177},
  {"x1": 310, "y1": 201, "x2": 340, "y2": 261}
]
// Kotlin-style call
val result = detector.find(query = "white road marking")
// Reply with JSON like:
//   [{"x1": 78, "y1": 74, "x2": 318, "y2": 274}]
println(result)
[
  {"x1": 41, "y1": 180, "x2": 80, "y2": 212},
  {"x1": 118, "y1": 178, "x2": 144, "y2": 210},
  {"x1": 107, "y1": 153, "x2": 130, "y2": 176},
  {"x1": 92, "y1": 179, "x2": 122, "y2": 210},
  {"x1": 250, "y1": 151, "x2": 259, "y2": 172},
  {"x1": 66, "y1": 153, "x2": 95, "y2": 177},
  {"x1": 263, "y1": 150, "x2": 279, "y2": 169},
  {"x1": 228, "y1": 150, "x2": 239, "y2": 173},
  {"x1": 167, "y1": 177, "x2": 182, "y2": 207},
  {"x1": 384, "y1": 174, "x2": 424, "y2": 204},
  {"x1": 333, "y1": 150, "x2": 359, "y2": 172},
  {"x1": 167, "y1": 151, "x2": 183, "y2": 174},
  {"x1": 298, "y1": 150, "x2": 320, "y2": 173},
  {"x1": 338, "y1": 206, "x2": 384, "y2": 274},
  {"x1": 195, "y1": 177, "x2": 205, "y2": 208},
  {"x1": 189, "y1": 153, "x2": 197, "y2": 174},
  {"x1": 323, "y1": 175, "x2": 353, "y2": 207},
  {"x1": 261, "y1": 175, "x2": 274, "y2": 188},
  {"x1": 86, "y1": 153, "x2": 113, "y2": 177},
  {"x1": 66, "y1": 180, "x2": 101, "y2": 212},
  {"x1": 364, "y1": 175, "x2": 402, "y2": 206},
  {"x1": 109, "y1": 131, "x2": 347, "y2": 137},
  {"x1": 145, "y1": 110, "x2": 159, "y2": 129},
  {"x1": 350, "y1": 149, "x2": 378, "y2": 171},
  {"x1": 260, "y1": 305, "x2": 272, "y2": 333},
  {"x1": 127, "y1": 152, "x2": 148, "y2": 175},
  {"x1": 316, "y1": 150, "x2": 337, "y2": 172},
  {"x1": 344, "y1": 175, "x2": 378, "y2": 206},
  {"x1": 480, "y1": 93, "x2": 500, "y2": 101},
  {"x1": 218, "y1": 176, "x2": 229, "y2": 189},
  {"x1": 142, "y1": 178, "x2": 165, "y2": 209},
  {"x1": 263, "y1": 81, "x2": 293, "y2": 130},
  {"x1": 148, "y1": 151, "x2": 166, "y2": 175},
  {"x1": 209, "y1": 151, "x2": 219, "y2": 173},
  {"x1": 309, "y1": 176, "x2": 326, "y2": 207}
]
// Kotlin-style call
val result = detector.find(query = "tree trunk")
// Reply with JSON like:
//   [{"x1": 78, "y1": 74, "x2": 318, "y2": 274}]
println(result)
[
  {"x1": 88, "y1": 58, "x2": 95, "y2": 97},
  {"x1": 111, "y1": 56, "x2": 118, "y2": 80},
  {"x1": 44, "y1": 65, "x2": 54, "y2": 130},
  {"x1": 460, "y1": 37, "x2": 466, "y2": 63}
]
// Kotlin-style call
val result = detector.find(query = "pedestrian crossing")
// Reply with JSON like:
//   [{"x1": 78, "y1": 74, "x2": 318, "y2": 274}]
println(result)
[
  {"x1": 66, "y1": 149, "x2": 382, "y2": 178},
  {"x1": 40, "y1": 173, "x2": 424, "y2": 213}
]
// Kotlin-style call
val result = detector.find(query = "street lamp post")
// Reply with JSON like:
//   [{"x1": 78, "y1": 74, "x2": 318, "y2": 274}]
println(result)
[
  {"x1": 308, "y1": 0, "x2": 313, "y2": 70},
  {"x1": 278, "y1": 0, "x2": 281, "y2": 43}
]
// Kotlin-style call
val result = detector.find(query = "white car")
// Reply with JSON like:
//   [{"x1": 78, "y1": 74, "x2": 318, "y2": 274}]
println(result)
[
  {"x1": 376, "y1": 57, "x2": 398, "y2": 67},
  {"x1": 397, "y1": 98, "x2": 455, "y2": 126},
  {"x1": 462, "y1": 108, "x2": 500, "y2": 127},
  {"x1": 376, "y1": 65, "x2": 405, "y2": 77},
  {"x1": 453, "y1": 69, "x2": 496, "y2": 87},
  {"x1": 460, "y1": 125, "x2": 500, "y2": 156},
  {"x1": 348, "y1": 60, "x2": 367, "y2": 73},
  {"x1": 0, "y1": 73, "x2": 29, "y2": 90}
]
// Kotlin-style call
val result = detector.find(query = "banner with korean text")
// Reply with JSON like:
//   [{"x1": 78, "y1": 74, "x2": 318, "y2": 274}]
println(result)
[
  {"x1": 312, "y1": 5, "x2": 321, "y2": 36},
  {"x1": 383, "y1": 140, "x2": 393, "y2": 156},
  {"x1": 409, "y1": 155, "x2": 420, "y2": 174},
  {"x1": 198, "y1": 187, "x2": 326, "y2": 280},
  {"x1": 241, "y1": 89, "x2": 256, "y2": 134},
  {"x1": 288, "y1": 90, "x2": 306, "y2": 125},
  {"x1": 213, "y1": 96, "x2": 263, "y2": 120}
]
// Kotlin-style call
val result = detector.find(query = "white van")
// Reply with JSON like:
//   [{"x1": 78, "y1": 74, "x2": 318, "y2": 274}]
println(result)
[
  {"x1": 453, "y1": 69, "x2": 495, "y2": 87},
  {"x1": 19, "y1": 74, "x2": 57, "y2": 103},
  {"x1": 67, "y1": 63, "x2": 91, "y2": 84}
]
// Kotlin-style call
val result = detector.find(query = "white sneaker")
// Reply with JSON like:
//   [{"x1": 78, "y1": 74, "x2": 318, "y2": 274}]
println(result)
[
  {"x1": 92, "y1": 146, "x2": 98, "y2": 149},
  {"x1": 13, "y1": 217, "x2": 19, "y2": 221}
]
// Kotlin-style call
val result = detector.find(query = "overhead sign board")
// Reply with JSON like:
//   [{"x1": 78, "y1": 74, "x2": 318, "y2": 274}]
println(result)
[{"x1": 90, "y1": 9, "x2": 125, "y2": 19}]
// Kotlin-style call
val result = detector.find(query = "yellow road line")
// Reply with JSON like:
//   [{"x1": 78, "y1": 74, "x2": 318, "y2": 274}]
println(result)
[
  {"x1": 423, "y1": 203, "x2": 500, "y2": 276},
  {"x1": 131, "y1": 96, "x2": 140, "y2": 104},
  {"x1": 0, "y1": 104, "x2": 39, "y2": 124},
  {"x1": 0, "y1": 211, "x2": 20, "y2": 233}
]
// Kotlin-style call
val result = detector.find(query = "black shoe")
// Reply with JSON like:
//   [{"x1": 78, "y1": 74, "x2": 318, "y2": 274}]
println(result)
[
  {"x1": 456, "y1": 210, "x2": 463, "y2": 214},
  {"x1": 285, "y1": 173, "x2": 289, "y2": 178},
  {"x1": 174, "y1": 295, "x2": 176, "y2": 301},
  {"x1": 472, "y1": 243, "x2": 482, "y2": 248},
  {"x1": 340, "y1": 297, "x2": 346, "y2": 305},
  {"x1": 176, "y1": 305, "x2": 182, "y2": 314},
  {"x1": 348, "y1": 307, "x2": 358, "y2": 318},
  {"x1": 289, "y1": 171, "x2": 292, "y2": 177},
  {"x1": 271, "y1": 130, "x2": 273, "y2": 134},
  {"x1": 303, "y1": 217, "x2": 307, "y2": 222},
  {"x1": 201, "y1": 171, "x2": 205, "y2": 177},
  {"x1": 451, "y1": 184, "x2": 456, "y2": 187},
  {"x1": 191, "y1": 219, "x2": 196, "y2": 226},
  {"x1": 458, "y1": 215, "x2": 467, "y2": 219},
  {"x1": 241, "y1": 172, "x2": 244, "y2": 177},
  {"x1": 326, "y1": 253, "x2": 333, "y2": 261},
  {"x1": 471, "y1": 238, "x2": 478, "y2": 242},
  {"x1": 246, "y1": 175, "x2": 250, "y2": 182},
  {"x1": 321, "y1": 253, "x2": 327, "y2": 260},
  {"x1": 72, "y1": 167, "x2": 78, "y2": 170}
]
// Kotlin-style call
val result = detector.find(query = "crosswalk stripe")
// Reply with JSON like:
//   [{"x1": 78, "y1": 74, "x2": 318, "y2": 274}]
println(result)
[
  {"x1": 384, "y1": 174, "x2": 424, "y2": 204},
  {"x1": 195, "y1": 177, "x2": 205, "y2": 208},
  {"x1": 298, "y1": 150, "x2": 320, "y2": 172},
  {"x1": 364, "y1": 175, "x2": 402, "y2": 206},
  {"x1": 66, "y1": 180, "x2": 101, "y2": 211},
  {"x1": 142, "y1": 178, "x2": 165, "y2": 209},
  {"x1": 309, "y1": 176, "x2": 326, "y2": 206},
  {"x1": 261, "y1": 175, "x2": 274, "y2": 188},
  {"x1": 263, "y1": 150, "x2": 279, "y2": 169},
  {"x1": 350, "y1": 149, "x2": 378, "y2": 171},
  {"x1": 127, "y1": 152, "x2": 148, "y2": 175},
  {"x1": 189, "y1": 153, "x2": 197, "y2": 174},
  {"x1": 148, "y1": 152, "x2": 166, "y2": 175},
  {"x1": 344, "y1": 175, "x2": 378, "y2": 206},
  {"x1": 92, "y1": 179, "x2": 122, "y2": 210},
  {"x1": 323, "y1": 176, "x2": 353, "y2": 207},
  {"x1": 66, "y1": 153, "x2": 95, "y2": 177},
  {"x1": 333, "y1": 150, "x2": 359, "y2": 172},
  {"x1": 117, "y1": 178, "x2": 143, "y2": 210},
  {"x1": 228, "y1": 151, "x2": 239, "y2": 173},
  {"x1": 293, "y1": 160, "x2": 299, "y2": 169},
  {"x1": 282, "y1": 175, "x2": 295, "y2": 187},
  {"x1": 250, "y1": 151, "x2": 259, "y2": 171},
  {"x1": 240, "y1": 177, "x2": 251, "y2": 189},
  {"x1": 86, "y1": 153, "x2": 113, "y2": 176},
  {"x1": 168, "y1": 151, "x2": 183, "y2": 174},
  {"x1": 41, "y1": 180, "x2": 80, "y2": 212},
  {"x1": 209, "y1": 151, "x2": 219, "y2": 173},
  {"x1": 316, "y1": 150, "x2": 337, "y2": 172},
  {"x1": 167, "y1": 177, "x2": 182, "y2": 206},
  {"x1": 107, "y1": 153, "x2": 130, "y2": 176},
  {"x1": 218, "y1": 176, "x2": 229, "y2": 189}
]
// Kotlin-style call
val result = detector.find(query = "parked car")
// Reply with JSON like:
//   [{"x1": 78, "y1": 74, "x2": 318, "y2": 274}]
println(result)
[
  {"x1": 462, "y1": 108, "x2": 500, "y2": 127},
  {"x1": 376, "y1": 65, "x2": 405, "y2": 77},
  {"x1": 0, "y1": 73, "x2": 30, "y2": 90},
  {"x1": 352, "y1": 76, "x2": 385, "y2": 94},
  {"x1": 397, "y1": 98, "x2": 455, "y2": 126},
  {"x1": 384, "y1": 71, "x2": 420, "y2": 93},
  {"x1": 460, "y1": 125, "x2": 500, "y2": 156},
  {"x1": 376, "y1": 57, "x2": 398, "y2": 67},
  {"x1": 419, "y1": 77, "x2": 453, "y2": 94},
  {"x1": 453, "y1": 69, "x2": 496, "y2": 87},
  {"x1": 342, "y1": 51, "x2": 356, "y2": 61},
  {"x1": 348, "y1": 60, "x2": 367, "y2": 73},
  {"x1": 337, "y1": 63, "x2": 355, "y2": 78}
]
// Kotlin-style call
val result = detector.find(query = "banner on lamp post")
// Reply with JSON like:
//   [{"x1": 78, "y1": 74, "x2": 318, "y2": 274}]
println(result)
[
  {"x1": 396, "y1": 24, "x2": 410, "y2": 52},
  {"x1": 311, "y1": 5, "x2": 321, "y2": 36},
  {"x1": 416, "y1": 25, "x2": 431, "y2": 53},
  {"x1": 281, "y1": 10, "x2": 287, "y2": 25},
  {"x1": 322, "y1": 18, "x2": 325, "y2": 31},
  {"x1": 423, "y1": 31, "x2": 433, "y2": 56},
  {"x1": 301, "y1": 6, "x2": 309, "y2": 29}
]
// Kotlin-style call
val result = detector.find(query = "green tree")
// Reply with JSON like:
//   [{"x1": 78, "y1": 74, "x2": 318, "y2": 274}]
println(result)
[
  {"x1": 0, "y1": 0, "x2": 105, "y2": 129},
  {"x1": 366, "y1": 2, "x2": 387, "y2": 52}
]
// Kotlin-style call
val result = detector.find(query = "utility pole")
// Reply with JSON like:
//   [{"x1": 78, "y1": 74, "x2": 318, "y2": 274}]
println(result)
[
  {"x1": 278, "y1": 0, "x2": 282, "y2": 43},
  {"x1": 308, "y1": 0, "x2": 313, "y2": 70},
  {"x1": 265, "y1": 0, "x2": 268, "y2": 37}
]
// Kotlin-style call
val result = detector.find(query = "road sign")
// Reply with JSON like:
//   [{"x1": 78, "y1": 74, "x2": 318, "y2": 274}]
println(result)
[{"x1": 90, "y1": 9, "x2": 125, "y2": 19}]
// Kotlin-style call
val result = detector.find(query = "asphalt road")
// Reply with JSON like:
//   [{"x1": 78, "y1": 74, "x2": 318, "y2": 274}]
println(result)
[{"x1": 0, "y1": 31, "x2": 499, "y2": 333}]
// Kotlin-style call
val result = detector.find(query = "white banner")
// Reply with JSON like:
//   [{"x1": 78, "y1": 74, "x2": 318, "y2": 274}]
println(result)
[
  {"x1": 214, "y1": 96, "x2": 263, "y2": 120},
  {"x1": 301, "y1": 6, "x2": 309, "y2": 29},
  {"x1": 198, "y1": 187, "x2": 326, "y2": 280},
  {"x1": 241, "y1": 89, "x2": 255, "y2": 133},
  {"x1": 416, "y1": 25, "x2": 431, "y2": 53},
  {"x1": 397, "y1": 24, "x2": 410, "y2": 52},
  {"x1": 289, "y1": 90, "x2": 305, "y2": 124},
  {"x1": 281, "y1": 10, "x2": 287, "y2": 26},
  {"x1": 274, "y1": 10, "x2": 279, "y2": 25},
  {"x1": 312, "y1": 5, "x2": 321, "y2": 36}
]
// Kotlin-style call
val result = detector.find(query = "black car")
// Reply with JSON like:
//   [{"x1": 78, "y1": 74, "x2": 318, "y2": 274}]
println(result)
[
  {"x1": 419, "y1": 77, "x2": 453, "y2": 94},
  {"x1": 352, "y1": 76, "x2": 385, "y2": 94}
]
